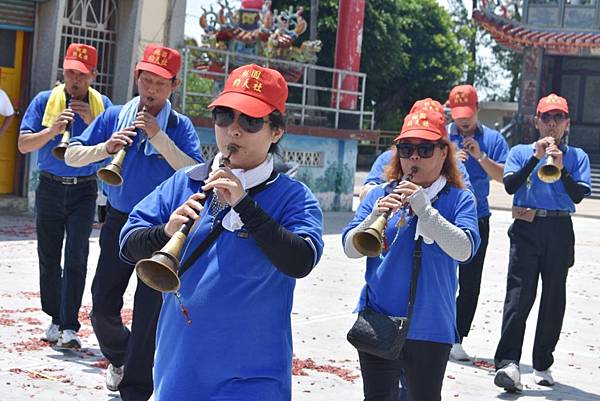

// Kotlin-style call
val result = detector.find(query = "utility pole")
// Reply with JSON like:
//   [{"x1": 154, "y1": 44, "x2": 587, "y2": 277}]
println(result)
[{"x1": 307, "y1": 0, "x2": 319, "y2": 110}]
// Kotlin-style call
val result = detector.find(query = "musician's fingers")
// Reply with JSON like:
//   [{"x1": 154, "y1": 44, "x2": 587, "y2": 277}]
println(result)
[
  {"x1": 69, "y1": 102, "x2": 86, "y2": 111},
  {"x1": 379, "y1": 197, "x2": 402, "y2": 209},
  {"x1": 169, "y1": 212, "x2": 189, "y2": 226},
  {"x1": 185, "y1": 199, "x2": 204, "y2": 214},
  {"x1": 393, "y1": 182, "x2": 419, "y2": 192},
  {"x1": 202, "y1": 177, "x2": 239, "y2": 193},
  {"x1": 207, "y1": 167, "x2": 235, "y2": 181},
  {"x1": 178, "y1": 204, "x2": 200, "y2": 221},
  {"x1": 189, "y1": 192, "x2": 206, "y2": 202},
  {"x1": 115, "y1": 133, "x2": 134, "y2": 145},
  {"x1": 118, "y1": 129, "x2": 137, "y2": 139},
  {"x1": 382, "y1": 192, "x2": 403, "y2": 202}
]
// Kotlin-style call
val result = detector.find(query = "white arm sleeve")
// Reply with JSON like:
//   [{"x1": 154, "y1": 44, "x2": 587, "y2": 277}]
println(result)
[
  {"x1": 149, "y1": 130, "x2": 198, "y2": 170},
  {"x1": 409, "y1": 189, "x2": 473, "y2": 262},
  {"x1": 64, "y1": 143, "x2": 110, "y2": 167}
]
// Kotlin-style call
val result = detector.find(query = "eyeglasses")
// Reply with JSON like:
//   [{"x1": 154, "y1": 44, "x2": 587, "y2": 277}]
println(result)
[
  {"x1": 395, "y1": 142, "x2": 442, "y2": 159},
  {"x1": 212, "y1": 106, "x2": 269, "y2": 133},
  {"x1": 539, "y1": 112, "x2": 568, "y2": 124}
]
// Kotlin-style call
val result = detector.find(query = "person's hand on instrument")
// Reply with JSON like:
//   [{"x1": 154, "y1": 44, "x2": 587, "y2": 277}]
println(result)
[
  {"x1": 534, "y1": 136, "x2": 554, "y2": 159},
  {"x1": 134, "y1": 109, "x2": 160, "y2": 138},
  {"x1": 164, "y1": 193, "x2": 207, "y2": 237},
  {"x1": 456, "y1": 148, "x2": 469, "y2": 162},
  {"x1": 69, "y1": 99, "x2": 94, "y2": 125},
  {"x1": 105, "y1": 126, "x2": 137, "y2": 154},
  {"x1": 49, "y1": 109, "x2": 75, "y2": 137},
  {"x1": 545, "y1": 142, "x2": 564, "y2": 170},
  {"x1": 202, "y1": 167, "x2": 246, "y2": 206},
  {"x1": 463, "y1": 136, "x2": 483, "y2": 160}
]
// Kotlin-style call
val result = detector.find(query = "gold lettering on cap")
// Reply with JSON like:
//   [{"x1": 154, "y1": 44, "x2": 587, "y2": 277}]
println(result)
[
  {"x1": 454, "y1": 91, "x2": 468, "y2": 104},
  {"x1": 73, "y1": 47, "x2": 89, "y2": 61}
]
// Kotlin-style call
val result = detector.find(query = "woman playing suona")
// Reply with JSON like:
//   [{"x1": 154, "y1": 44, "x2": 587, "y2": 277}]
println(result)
[
  {"x1": 119, "y1": 64, "x2": 324, "y2": 401},
  {"x1": 342, "y1": 109, "x2": 481, "y2": 401}
]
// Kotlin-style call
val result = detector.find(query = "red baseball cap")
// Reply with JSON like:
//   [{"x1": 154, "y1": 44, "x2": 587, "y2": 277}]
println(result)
[
  {"x1": 537, "y1": 93, "x2": 569, "y2": 115},
  {"x1": 209, "y1": 64, "x2": 288, "y2": 117},
  {"x1": 449, "y1": 84, "x2": 478, "y2": 120},
  {"x1": 63, "y1": 43, "x2": 98, "y2": 74},
  {"x1": 410, "y1": 98, "x2": 444, "y2": 114},
  {"x1": 395, "y1": 110, "x2": 447, "y2": 142},
  {"x1": 135, "y1": 44, "x2": 181, "y2": 80}
]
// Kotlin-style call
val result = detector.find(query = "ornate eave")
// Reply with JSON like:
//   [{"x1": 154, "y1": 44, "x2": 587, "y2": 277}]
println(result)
[{"x1": 473, "y1": 8, "x2": 600, "y2": 54}]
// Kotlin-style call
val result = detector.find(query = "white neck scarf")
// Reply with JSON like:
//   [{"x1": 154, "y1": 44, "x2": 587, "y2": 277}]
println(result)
[
  {"x1": 211, "y1": 153, "x2": 274, "y2": 232},
  {"x1": 414, "y1": 175, "x2": 447, "y2": 244}
]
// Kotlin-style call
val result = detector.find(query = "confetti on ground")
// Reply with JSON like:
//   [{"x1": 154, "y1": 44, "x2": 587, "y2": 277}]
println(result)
[
  {"x1": 472, "y1": 359, "x2": 495, "y2": 370},
  {"x1": 292, "y1": 356, "x2": 359, "y2": 383},
  {"x1": 91, "y1": 358, "x2": 110, "y2": 369}
]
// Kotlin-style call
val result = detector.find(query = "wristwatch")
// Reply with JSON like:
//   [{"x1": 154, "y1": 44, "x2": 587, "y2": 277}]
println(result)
[{"x1": 477, "y1": 152, "x2": 488, "y2": 162}]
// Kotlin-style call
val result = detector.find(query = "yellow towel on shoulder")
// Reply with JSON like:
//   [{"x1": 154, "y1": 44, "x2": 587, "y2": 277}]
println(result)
[{"x1": 41, "y1": 83, "x2": 105, "y2": 128}]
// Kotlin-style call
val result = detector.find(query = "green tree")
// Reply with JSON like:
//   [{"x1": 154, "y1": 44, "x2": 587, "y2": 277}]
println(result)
[
  {"x1": 180, "y1": 37, "x2": 216, "y2": 117},
  {"x1": 270, "y1": 0, "x2": 467, "y2": 130},
  {"x1": 446, "y1": 0, "x2": 522, "y2": 102}
]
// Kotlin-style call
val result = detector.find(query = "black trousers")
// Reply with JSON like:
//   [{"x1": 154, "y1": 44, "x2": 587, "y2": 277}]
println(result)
[
  {"x1": 358, "y1": 340, "x2": 451, "y2": 401},
  {"x1": 494, "y1": 216, "x2": 574, "y2": 371},
  {"x1": 35, "y1": 175, "x2": 97, "y2": 332},
  {"x1": 90, "y1": 204, "x2": 162, "y2": 401},
  {"x1": 456, "y1": 216, "x2": 490, "y2": 340}
]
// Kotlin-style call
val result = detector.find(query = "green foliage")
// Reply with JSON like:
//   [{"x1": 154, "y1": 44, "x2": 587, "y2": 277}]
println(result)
[
  {"x1": 446, "y1": 0, "x2": 523, "y2": 102},
  {"x1": 270, "y1": 0, "x2": 467, "y2": 130},
  {"x1": 181, "y1": 37, "x2": 216, "y2": 118}
]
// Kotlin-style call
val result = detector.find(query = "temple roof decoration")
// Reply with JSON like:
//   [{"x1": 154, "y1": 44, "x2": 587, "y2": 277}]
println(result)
[
  {"x1": 196, "y1": 0, "x2": 322, "y2": 82},
  {"x1": 474, "y1": 1, "x2": 600, "y2": 54}
]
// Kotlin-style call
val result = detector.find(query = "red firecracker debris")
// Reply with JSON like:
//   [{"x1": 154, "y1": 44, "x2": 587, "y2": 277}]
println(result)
[
  {"x1": 92, "y1": 358, "x2": 110, "y2": 369},
  {"x1": 17, "y1": 291, "x2": 41, "y2": 298},
  {"x1": 0, "y1": 317, "x2": 17, "y2": 326},
  {"x1": 21, "y1": 317, "x2": 43, "y2": 325},
  {"x1": 292, "y1": 357, "x2": 359, "y2": 383},
  {"x1": 472, "y1": 359, "x2": 495, "y2": 370},
  {"x1": 12, "y1": 338, "x2": 51, "y2": 353}
]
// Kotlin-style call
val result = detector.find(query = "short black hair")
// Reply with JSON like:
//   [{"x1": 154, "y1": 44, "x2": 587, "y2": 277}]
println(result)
[{"x1": 268, "y1": 110, "x2": 286, "y2": 155}]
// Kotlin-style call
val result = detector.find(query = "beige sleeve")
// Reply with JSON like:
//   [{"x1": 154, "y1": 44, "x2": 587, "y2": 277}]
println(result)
[
  {"x1": 64, "y1": 143, "x2": 111, "y2": 167},
  {"x1": 149, "y1": 130, "x2": 198, "y2": 170}
]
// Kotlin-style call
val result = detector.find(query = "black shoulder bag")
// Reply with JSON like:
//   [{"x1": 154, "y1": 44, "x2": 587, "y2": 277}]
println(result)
[{"x1": 346, "y1": 236, "x2": 424, "y2": 360}]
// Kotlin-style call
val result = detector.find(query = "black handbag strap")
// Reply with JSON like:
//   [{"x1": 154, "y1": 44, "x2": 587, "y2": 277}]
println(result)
[
  {"x1": 365, "y1": 235, "x2": 424, "y2": 321},
  {"x1": 178, "y1": 170, "x2": 278, "y2": 278},
  {"x1": 405, "y1": 236, "x2": 423, "y2": 321}
]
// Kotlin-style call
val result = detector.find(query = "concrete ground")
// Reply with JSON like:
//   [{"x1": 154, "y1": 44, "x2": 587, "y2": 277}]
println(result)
[{"x1": 0, "y1": 179, "x2": 599, "y2": 400}]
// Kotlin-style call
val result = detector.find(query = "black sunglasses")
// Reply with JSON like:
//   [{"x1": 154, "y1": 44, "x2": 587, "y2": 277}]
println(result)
[
  {"x1": 539, "y1": 112, "x2": 568, "y2": 124},
  {"x1": 395, "y1": 142, "x2": 443, "y2": 159},
  {"x1": 212, "y1": 106, "x2": 270, "y2": 133}
]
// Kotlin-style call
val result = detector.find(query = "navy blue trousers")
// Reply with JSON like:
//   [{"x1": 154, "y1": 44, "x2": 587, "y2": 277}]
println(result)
[
  {"x1": 35, "y1": 175, "x2": 97, "y2": 332},
  {"x1": 90, "y1": 204, "x2": 162, "y2": 401}
]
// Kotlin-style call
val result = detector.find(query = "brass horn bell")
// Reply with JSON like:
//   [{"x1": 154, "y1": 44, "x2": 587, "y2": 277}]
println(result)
[
  {"x1": 352, "y1": 213, "x2": 389, "y2": 257},
  {"x1": 537, "y1": 155, "x2": 561, "y2": 184},
  {"x1": 52, "y1": 128, "x2": 71, "y2": 160},
  {"x1": 52, "y1": 135, "x2": 70, "y2": 160},
  {"x1": 135, "y1": 230, "x2": 187, "y2": 293},
  {"x1": 97, "y1": 148, "x2": 126, "y2": 186}
]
